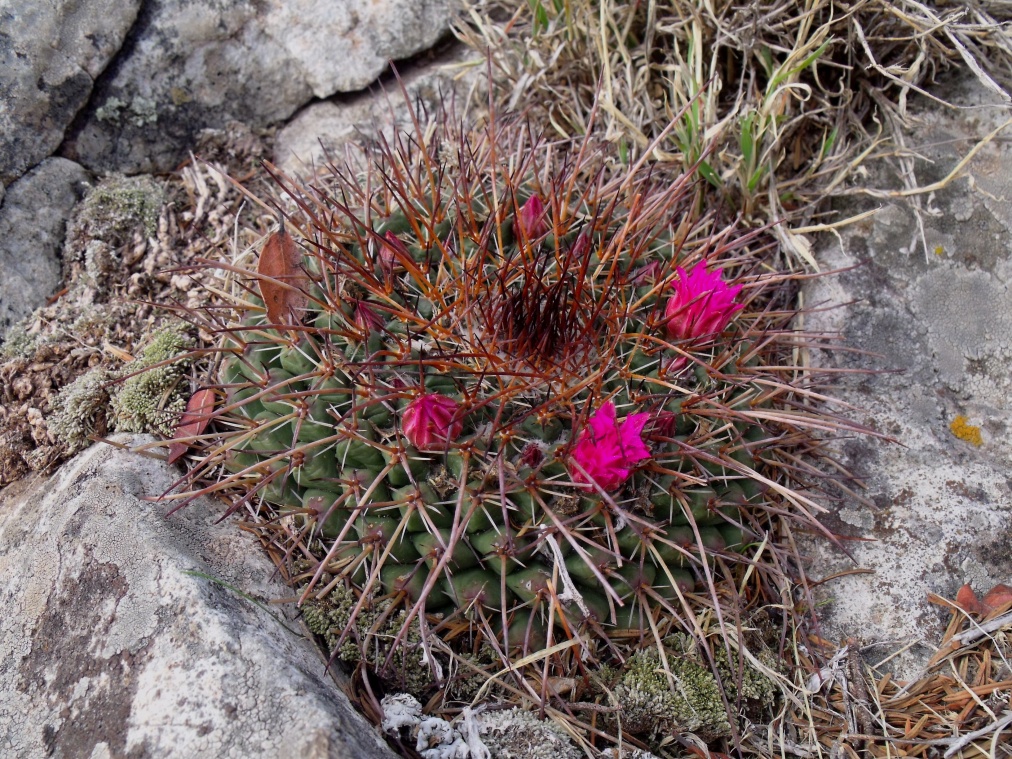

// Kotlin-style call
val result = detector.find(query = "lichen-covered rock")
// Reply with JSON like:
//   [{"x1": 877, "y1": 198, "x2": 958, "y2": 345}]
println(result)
[
  {"x1": 800, "y1": 74, "x2": 1012, "y2": 679},
  {"x1": 62, "y1": 0, "x2": 452, "y2": 175},
  {"x1": 0, "y1": 438, "x2": 397, "y2": 758},
  {"x1": 0, "y1": 0, "x2": 140, "y2": 185},
  {"x1": 274, "y1": 43, "x2": 482, "y2": 179},
  {"x1": 0, "y1": 158, "x2": 90, "y2": 336}
]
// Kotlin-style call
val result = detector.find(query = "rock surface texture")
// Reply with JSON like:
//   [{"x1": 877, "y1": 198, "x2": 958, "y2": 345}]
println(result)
[
  {"x1": 0, "y1": 158, "x2": 90, "y2": 334},
  {"x1": 0, "y1": 1, "x2": 453, "y2": 342},
  {"x1": 802, "y1": 77, "x2": 1012, "y2": 679},
  {"x1": 274, "y1": 46, "x2": 481, "y2": 178},
  {"x1": 0, "y1": 0, "x2": 140, "y2": 185},
  {"x1": 0, "y1": 438, "x2": 396, "y2": 759},
  {"x1": 61, "y1": 0, "x2": 452, "y2": 175}
]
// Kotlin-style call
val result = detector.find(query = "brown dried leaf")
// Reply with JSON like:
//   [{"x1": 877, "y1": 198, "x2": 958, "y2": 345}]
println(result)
[
  {"x1": 954, "y1": 583, "x2": 983, "y2": 615},
  {"x1": 258, "y1": 226, "x2": 308, "y2": 325},
  {"x1": 981, "y1": 583, "x2": 1012, "y2": 615},
  {"x1": 167, "y1": 388, "x2": 217, "y2": 464}
]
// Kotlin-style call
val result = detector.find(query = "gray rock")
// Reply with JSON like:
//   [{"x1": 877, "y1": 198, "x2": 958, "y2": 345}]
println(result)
[
  {"x1": 62, "y1": 0, "x2": 452, "y2": 176},
  {"x1": 275, "y1": 45, "x2": 483, "y2": 179},
  {"x1": 801, "y1": 76, "x2": 1012, "y2": 679},
  {"x1": 0, "y1": 0, "x2": 140, "y2": 186},
  {"x1": 0, "y1": 438, "x2": 397, "y2": 759},
  {"x1": 0, "y1": 158, "x2": 90, "y2": 336}
]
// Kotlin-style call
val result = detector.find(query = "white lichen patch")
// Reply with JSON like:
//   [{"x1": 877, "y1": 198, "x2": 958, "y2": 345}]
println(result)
[
  {"x1": 380, "y1": 694, "x2": 472, "y2": 759},
  {"x1": 912, "y1": 265, "x2": 1012, "y2": 402},
  {"x1": 380, "y1": 693, "x2": 423, "y2": 732},
  {"x1": 477, "y1": 709, "x2": 581, "y2": 759}
]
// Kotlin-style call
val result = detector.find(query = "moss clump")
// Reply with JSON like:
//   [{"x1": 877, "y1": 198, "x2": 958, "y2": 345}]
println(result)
[
  {"x1": 444, "y1": 651, "x2": 498, "y2": 702},
  {"x1": 66, "y1": 174, "x2": 165, "y2": 254},
  {"x1": 713, "y1": 644, "x2": 777, "y2": 712},
  {"x1": 601, "y1": 749, "x2": 660, "y2": 759},
  {"x1": 302, "y1": 585, "x2": 436, "y2": 696},
  {"x1": 478, "y1": 709, "x2": 581, "y2": 759},
  {"x1": 48, "y1": 368, "x2": 112, "y2": 452},
  {"x1": 0, "y1": 321, "x2": 38, "y2": 359},
  {"x1": 612, "y1": 647, "x2": 731, "y2": 741},
  {"x1": 111, "y1": 324, "x2": 192, "y2": 436}
]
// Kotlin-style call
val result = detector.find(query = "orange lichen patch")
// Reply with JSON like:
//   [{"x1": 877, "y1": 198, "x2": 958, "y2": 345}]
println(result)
[{"x1": 949, "y1": 415, "x2": 983, "y2": 446}]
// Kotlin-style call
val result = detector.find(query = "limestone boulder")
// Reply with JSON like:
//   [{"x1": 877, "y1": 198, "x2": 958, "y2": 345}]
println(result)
[
  {"x1": 0, "y1": 438, "x2": 396, "y2": 759},
  {"x1": 0, "y1": 158, "x2": 90, "y2": 335},
  {"x1": 274, "y1": 45, "x2": 483, "y2": 179},
  {"x1": 801, "y1": 76, "x2": 1012, "y2": 679},
  {"x1": 0, "y1": 0, "x2": 140, "y2": 186},
  {"x1": 62, "y1": 0, "x2": 452, "y2": 175}
]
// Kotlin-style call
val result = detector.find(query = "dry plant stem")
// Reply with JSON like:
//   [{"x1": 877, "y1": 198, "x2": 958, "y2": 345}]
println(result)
[{"x1": 939, "y1": 711, "x2": 1012, "y2": 757}]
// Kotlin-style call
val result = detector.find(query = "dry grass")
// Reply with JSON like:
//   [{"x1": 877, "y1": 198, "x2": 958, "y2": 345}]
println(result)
[{"x1": 456, "y1": 0, "x2": 1012, "y2": 264}]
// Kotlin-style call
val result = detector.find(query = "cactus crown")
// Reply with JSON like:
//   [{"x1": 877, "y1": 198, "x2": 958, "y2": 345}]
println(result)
[{"x1": 171, "y1": 102, "x2": 824, "y2": 750}]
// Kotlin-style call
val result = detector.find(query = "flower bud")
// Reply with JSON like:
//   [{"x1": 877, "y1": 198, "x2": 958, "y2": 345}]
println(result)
[
  {"x1": 401, "y1": 393, "x2": 464, "y2": 451},
  {"x1": 515, "y1": 194, "x2": 548, "y2": 240}
]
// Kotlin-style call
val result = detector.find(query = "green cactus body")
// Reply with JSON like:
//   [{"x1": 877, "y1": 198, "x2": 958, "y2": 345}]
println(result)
[{"x1": 182, "y1": 111, "x2": 801, "y2": 732}]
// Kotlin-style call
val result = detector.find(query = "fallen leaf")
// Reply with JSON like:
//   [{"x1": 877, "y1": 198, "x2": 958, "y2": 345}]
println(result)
[
  {"x1": 954, "y1": 583, "x2": 983, "y2": 615},
  {"x1": 981, "y1": 583, "x2": 1012, "y2": 614},
  {"x1": 167, "y1": 388, "x2": 217, "y2": 464},
  {"x1": 258, "y1": 225, "x2": 308, "y2": 325}
]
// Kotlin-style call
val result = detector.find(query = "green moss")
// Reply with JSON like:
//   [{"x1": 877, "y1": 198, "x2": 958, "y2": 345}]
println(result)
[
  {"x1": 444, "y1": 652, "x2": 494, "y2": 702},
  {"x1": 302, "y1": 585, "x2": 436, "y2": 697},
  {"x1": 67, "y1": 174, "x2": 165, "y2": 254},
  {"x1": 713, "y1": 644, "x2": 777, "y2": 709},
  {"x1": 110, "y1": 323, "x2": 193, "y2": 436},
  {"x1": 612, "y1": 647, "x2": 731, "y2": 741},
  {"x1": 0, "y1": 321, "x2": 38, "y2": 359},
  {"x1": 48, "y1": 368, "x2": 112, "y2": 452}
]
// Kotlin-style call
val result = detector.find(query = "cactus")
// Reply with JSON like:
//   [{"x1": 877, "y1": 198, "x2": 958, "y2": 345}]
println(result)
[{"x1": 169, "y1": 104, "x2": 822, "y2": 748}]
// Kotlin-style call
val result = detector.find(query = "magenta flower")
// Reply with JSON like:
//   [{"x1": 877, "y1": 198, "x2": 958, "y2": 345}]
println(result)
[
  {"x1": 402, "y1": 393, "x2": 464, "y2": 451},
  {"x1": 515, "y1": 194, "x2": 548, "y2": 240},
  {"x1": 569, "y1": 401, "x2": 651, "y2": 491},
  {"x1": 664, "y1": 262, "x2": 744, "y2": 342}
]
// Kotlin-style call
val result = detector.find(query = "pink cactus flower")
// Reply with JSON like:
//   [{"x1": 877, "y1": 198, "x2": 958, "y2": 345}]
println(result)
[
  {"x1": 402, "y1": 393, "x2": 464, "y2": 451},
  {"x1": 569, "y1": 401, "x2": 651, "y2": 491},
  {"x1": 664, "y1": 262, "x2": 744, "y2": 342},
  {"x1": 515, "y1": 194, "x2": 548, "y2": 240}
]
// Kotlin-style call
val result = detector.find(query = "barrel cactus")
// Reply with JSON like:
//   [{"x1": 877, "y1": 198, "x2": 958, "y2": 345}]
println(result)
[{"x1": 178, "y1": 109, "x2": 806, "y2": 720}]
